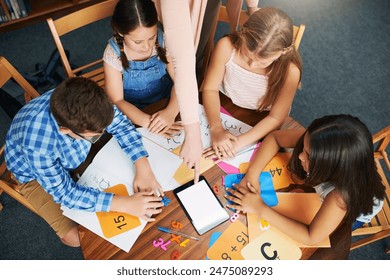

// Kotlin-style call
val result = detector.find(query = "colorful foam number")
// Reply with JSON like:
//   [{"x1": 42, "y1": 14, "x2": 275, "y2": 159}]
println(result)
[
  {"x1": 230, "y1": 212, "x2": 240, "y2": 223},
  {"x1": 171, "y1": 220, "x2": 183, "y2": 229},
  {"x1": 161, "y1": 196, "x2": 171, "y2": 206},
  {"x1": 179, "y1": 239, "x2": 190, "y2": 247},
  {"x1": 206, "y1": 220, "x2": 248, "y2": 260},
  {"x1": 170, "y1": 234, "x2": 181, "y2": 244},
  {"x1": 171, "y1": 250, "x2": 180, "y2": 260},
  {"x1": 212, "y1": 184, "x2": 220, "y2": 195},
  {"x1": 241, "y1": 228, "x2": 302, "y2": 260},
  {"x1": 153, "y1": 238, "x2": 171, "y2": 251},
  {"x1": 96, "y1": 184, "x2": 141, "y2": 238}
]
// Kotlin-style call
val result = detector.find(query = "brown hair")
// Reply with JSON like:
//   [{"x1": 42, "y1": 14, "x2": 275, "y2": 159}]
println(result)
[
  {"x1": 111, "y1": 0, "x2": 168, "y2": 70},
  {"x1": 50, "y1": 77, "x2": 114, "y2": 133},
  {"x1": 228, "y1": 7, "x2": 302, "y2": 110}
]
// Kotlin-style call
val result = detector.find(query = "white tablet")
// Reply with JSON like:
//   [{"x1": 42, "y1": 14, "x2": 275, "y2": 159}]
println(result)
[{"x1": 174, "y1": 176, "x2": 230, "y2": 235}]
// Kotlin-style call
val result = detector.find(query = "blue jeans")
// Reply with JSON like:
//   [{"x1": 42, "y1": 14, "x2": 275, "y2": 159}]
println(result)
[{"x1": 352, "y1": 220, "x2": 365, "y2": 231}]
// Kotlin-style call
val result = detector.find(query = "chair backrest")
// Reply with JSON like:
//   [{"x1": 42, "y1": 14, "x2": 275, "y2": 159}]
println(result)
[
  {"x1": 0, "y1": 56, "x2": 40, "y2": 215},
  {"x1": 351, "y1": 125, "x2": 390, "y2": 254},
  {"x1": 0, "y1": 56, "x2": 40, "y2": 103},
  {"x1": 46, "y1": 0, "x2": 119, "y2": 87},
  {"x1": 199, "y1": 0, "x2": 305, "y2": 85}
]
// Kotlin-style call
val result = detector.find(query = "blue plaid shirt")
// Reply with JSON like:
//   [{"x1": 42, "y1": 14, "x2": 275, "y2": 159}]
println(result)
[{"x1": 5, "y1": 90, "x2": 148, "y2": 212}]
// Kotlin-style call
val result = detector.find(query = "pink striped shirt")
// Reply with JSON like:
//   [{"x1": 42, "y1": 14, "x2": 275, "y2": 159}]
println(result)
[{"x1": 220, "y1": 49, "x2": 269, "y2": 110}]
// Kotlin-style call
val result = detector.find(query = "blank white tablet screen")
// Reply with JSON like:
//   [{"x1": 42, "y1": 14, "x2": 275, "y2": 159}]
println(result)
[{"x1": 176, "y1": 179, "x2": 229, "y2": 234}]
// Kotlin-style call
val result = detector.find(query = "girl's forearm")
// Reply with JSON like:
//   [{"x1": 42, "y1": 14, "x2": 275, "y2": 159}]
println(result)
[
  {"x1": 115, "y1": 100, "x2": 150, "y2": 127},
  {"x1": 245, "y1": 132, "x2": 280, "y2": 179},
  {"x1": 202, "y1": 90, "x2": 223, "y2": 129},
  {"x1": 236, "y1": 115, "x2": 281, "y2": 151}
]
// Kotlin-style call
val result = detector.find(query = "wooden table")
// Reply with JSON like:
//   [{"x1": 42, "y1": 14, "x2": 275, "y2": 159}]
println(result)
[{"x1": 76, "y1": 94, "x2": 352, "y2": 260}]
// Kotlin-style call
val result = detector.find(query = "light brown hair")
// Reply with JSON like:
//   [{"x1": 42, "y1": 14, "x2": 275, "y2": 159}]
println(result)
[{"x1": 228, "y1": 7, "x2": 302, "y2": 110}]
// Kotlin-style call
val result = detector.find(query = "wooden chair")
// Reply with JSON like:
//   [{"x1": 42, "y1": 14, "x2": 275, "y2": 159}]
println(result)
[
  {"x1": 46, "y1": 0, "x2": 119, "y2": 88},
  {"x1": 0, "y1": 56, "x2": 40, "y2": 103},
  {"x1": 0, "y1": 56, "x2": 40, "y2": 215},
  {"x1": 199, "y1": 0, "x2": 306, "y2": 85},
  {"x1": 351, "y1": 125, "x2": 390, "y2": 254}
]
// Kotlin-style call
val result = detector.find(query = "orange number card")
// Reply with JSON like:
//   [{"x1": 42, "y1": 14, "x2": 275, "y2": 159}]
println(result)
[
  {"x1": 96, "y1": 184, "x2": 141, "y2": 238},
  {"x1": 239, "y1": 152, "x2": 297, "y2": 190},
  {"x1": 206, "y1": 220, "x2": 248, "y2": 260}
]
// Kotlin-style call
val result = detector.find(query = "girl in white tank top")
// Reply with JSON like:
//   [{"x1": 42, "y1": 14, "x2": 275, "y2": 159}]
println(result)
[{"x1": 202, "y1": 7, "x2": 302, "y2": 160}]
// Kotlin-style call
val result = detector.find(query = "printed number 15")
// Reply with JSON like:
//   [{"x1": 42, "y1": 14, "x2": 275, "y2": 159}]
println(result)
[{"x1": 114, "y1": 215, "x2": 127, "y2": 230}]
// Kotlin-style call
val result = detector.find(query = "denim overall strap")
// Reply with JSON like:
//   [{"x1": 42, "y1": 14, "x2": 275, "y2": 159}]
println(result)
[
  {"x1": 122, "y1": 27, "x2": 173, "y2": 108},
  {"x1": 108, "y1": 37, "x2": 121, "y2": 57}
]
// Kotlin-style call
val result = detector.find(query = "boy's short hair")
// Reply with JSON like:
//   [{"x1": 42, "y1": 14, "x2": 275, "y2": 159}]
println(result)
[{"x1": 50, "y1": 77, "x2": 114, "y2": 133}]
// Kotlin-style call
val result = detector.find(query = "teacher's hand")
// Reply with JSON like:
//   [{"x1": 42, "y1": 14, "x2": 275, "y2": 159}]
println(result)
[{"x1": 179, "y1": 122, "x2": 202, "y2": 183}]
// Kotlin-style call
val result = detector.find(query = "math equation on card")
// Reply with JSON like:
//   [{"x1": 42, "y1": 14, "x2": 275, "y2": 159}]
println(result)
[{"x1": 206, "y1": 220, "x2": 248, "y2": 260}]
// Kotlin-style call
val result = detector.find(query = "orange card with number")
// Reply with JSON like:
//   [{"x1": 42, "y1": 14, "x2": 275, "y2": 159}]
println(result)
[
  {"x1": 206, "y1": 220, "x2": 248, "y2": 260},
  {"x1": 239, "y1": 152, "x2": 298, "y2": 190},
  {"x1": 96, "y1": 184, "x2": 141, "y2": 238}
]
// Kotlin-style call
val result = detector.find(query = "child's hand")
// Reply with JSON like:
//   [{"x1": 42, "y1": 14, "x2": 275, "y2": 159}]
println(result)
[
  {"x1": 180, "y1": 123, "x2": 202, "y2": 184},
  {"x1": 225, "y1": 183, "x2": 264, "y2": 215},
  {"x1": 202, "y1": 138, "x2": 242, "y2": 161},
  {"x1": 133, "y1": 158, "x2": 164, "y2": 197},
  {"x1": 202, "y1": 146, "x2": 220, "y2": 161},
  {"x1": 160, "y1": 121, "x2": 183, "y2": 139},
  {"x1": 149, "y1": 109, "x2": 177, "y2": 135},
  {"x1": 133, "y1": 172, "x2": 163, "y2": 197},
  {"x1": 122, "y1": 192, "x2": 164, "y2": 222},
  {"x1": 237, "y1": 176, "x2": 261, "y2": 193},
  {"x1": 210, "y1": 127, "x2": 238, "y2": 159},
  {"x1": 140, "y1": 114, "x2": 152, "y2": 129}
]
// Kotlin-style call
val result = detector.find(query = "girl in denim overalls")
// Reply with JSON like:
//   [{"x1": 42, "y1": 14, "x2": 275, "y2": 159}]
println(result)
[{"x1": 103, "y1": 0, "x2": 182, "y2": 137}]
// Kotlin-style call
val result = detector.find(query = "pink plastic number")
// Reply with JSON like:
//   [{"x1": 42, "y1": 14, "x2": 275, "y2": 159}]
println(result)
[
  {"x1": 230, "y1": 212, "x2": 240, "y2": 223},
  {"x1": 153, "y1": 238, "x2": 171, "y2": 251}
]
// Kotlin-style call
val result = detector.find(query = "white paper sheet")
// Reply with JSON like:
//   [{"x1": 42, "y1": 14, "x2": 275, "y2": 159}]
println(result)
[
  {"x1": 62, "y1": 137, "x2": 182, "y2": 252},
  {"x1": 138, "y1": 104, "x2": 254, "y2": 171},
  {"x1": 138, "y1": 104, "x2": 253, "y2": 151}
]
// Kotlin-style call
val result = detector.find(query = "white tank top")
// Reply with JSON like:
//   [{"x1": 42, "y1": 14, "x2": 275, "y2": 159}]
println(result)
[
  {"x1": 220, "y1": 49, "x2": 269, "y2": 110},
  {"x1": 314, "y1": 182, "x2": 383, "y2": 223}
]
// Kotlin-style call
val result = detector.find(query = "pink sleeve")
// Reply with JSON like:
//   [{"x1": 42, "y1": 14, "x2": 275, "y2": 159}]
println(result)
[
  {"x1": 159, "y1": 0, "x2": 207, "y2": 125},
  {"x1": 245, "y1": 0, "x2": 259, "y2": 8}
]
